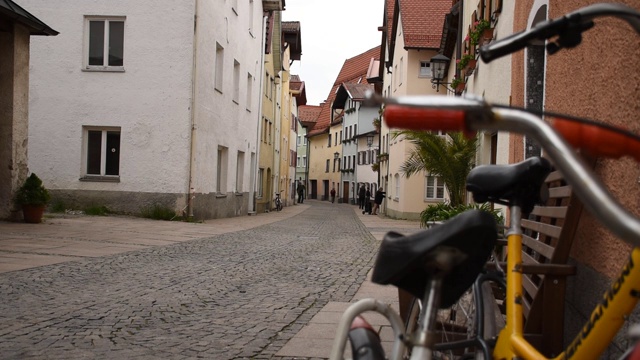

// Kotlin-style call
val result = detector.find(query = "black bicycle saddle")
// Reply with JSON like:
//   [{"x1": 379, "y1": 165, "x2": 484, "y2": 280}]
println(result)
[
  {"x1": 371, "y1": 210, "x2": 497, "y2": 309},
  {"x1": 466, "y1": 156, "x2": 552, "y2": 214}
]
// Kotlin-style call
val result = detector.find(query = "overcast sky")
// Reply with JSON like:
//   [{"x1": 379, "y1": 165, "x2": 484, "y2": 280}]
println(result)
[{"x1": 282, "y1": 0, "x2": 385, "y2": 106}]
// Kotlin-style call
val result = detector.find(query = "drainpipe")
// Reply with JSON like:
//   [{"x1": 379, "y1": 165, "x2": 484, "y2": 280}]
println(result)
[{"x1": 187, "y1": 0, "x2": 199, "y2": 219}]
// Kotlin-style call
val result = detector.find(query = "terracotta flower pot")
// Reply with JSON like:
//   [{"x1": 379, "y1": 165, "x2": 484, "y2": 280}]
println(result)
[
  {"x1": 464, "y1": 59, "x2": 477, "y2": 76},
  {"x1": 479, "y1": 28, "x2": 494, "y2": 46},
  {"x1": 22, "y1": 204, "x2": 46, "y2": 223}
]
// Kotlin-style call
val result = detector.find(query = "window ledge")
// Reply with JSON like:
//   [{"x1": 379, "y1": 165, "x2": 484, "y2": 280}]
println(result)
[
  {"x1": 80, "y1": 175, "x2": 120, "y2": 182},
  {"x1": 82, "y1": 67, "x2": 125, "y2": 73},
  {"x1": 216, "y1": 193, "x2": 227, "y2": 198},
  {"x1": 235, "y1": 192, "x2": 243, "y2": 196}
]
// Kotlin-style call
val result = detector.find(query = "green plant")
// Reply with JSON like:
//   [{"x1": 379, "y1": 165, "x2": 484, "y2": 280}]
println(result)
[
  {"x1": 50, "y1": 200, "x2": 67, "y2": 213},
  {"x1": 15, "y1": 173, "x2": 51, "y2": 206},
  {"x1": 84, "y1": 205, "x2": 111, "y2": 216},
  {"x1": 420, "y1": 202, "x2": 504, "y2": 228},
  {"x1": 393, "y1": 130, "x2": 477, "y2": 207},
  {"x1": 451, "y1": 76, "x2": 464, "y2": 89},
  {"x1": 469, "y1": 19, "x2": 491, "y2": 45},
  {"x1": 372, "y1": 117, "x2": 381, "y2": 129},
  {"x1": 371, "y1": 162, "x2": 380, "y2": 172},
  {"x1": 457, "y1": 53, "x2": 475, "y2": 70},
  {"x1": 140, "y1": 204, "x2": 177, "y2": 221}
]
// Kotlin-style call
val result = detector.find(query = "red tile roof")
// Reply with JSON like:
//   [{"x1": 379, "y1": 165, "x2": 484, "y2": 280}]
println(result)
[
  {"x1": 308, "y1": 46, "x2": 381, "y2": 137},
  {"x1": 398, "y1": 0, "x2": 451, "y2": 49},
  {"x1": 298, "y1": 105, "x2": 321, "y2": 128},
  {"x1": 342, "y1": 83, "x2": 375, "y2": 102},
  {"x1": 290, "y1": 75, "x2": 307, "y2": 106}
]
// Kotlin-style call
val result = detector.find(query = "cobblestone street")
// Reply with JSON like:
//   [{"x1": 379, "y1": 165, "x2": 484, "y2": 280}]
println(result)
[{"x1": 0, "y1": 201, "x2": 393, "y2": 359}]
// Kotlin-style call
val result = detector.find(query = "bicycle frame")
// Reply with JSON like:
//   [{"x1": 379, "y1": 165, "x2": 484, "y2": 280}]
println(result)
[
  {"x1": 495, "y1": 205, "x2": 640, "y2": 360},
  {"x1": 376, "y1": 94, "x2": 640, "y2": 359}
]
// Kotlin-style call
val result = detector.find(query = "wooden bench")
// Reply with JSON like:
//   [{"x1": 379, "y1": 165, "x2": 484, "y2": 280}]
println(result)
[
  {"x1": 397, "y1": 166, "x2": 586, "y2": 357},
  {"x1": 512, "y1": 167, "x2": 586, "y2": 357}
]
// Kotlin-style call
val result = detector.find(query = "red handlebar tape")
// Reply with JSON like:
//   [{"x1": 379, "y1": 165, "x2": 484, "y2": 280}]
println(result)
[
  {"x1": 384, "y1": 105, "x2": 467, "y2": 132},
  {"x1": 552, "y1": 118, "x2": 640, "y2": 162}
]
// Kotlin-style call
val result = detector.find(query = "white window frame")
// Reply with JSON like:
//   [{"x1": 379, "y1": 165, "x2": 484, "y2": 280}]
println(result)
[
  {"x1": 419, "y1": 61, "x2": 432, "y2": 78},
  {"x1": 235, "y1": 151, "x2": 245, "y2": 193},
  {"x1": 394, "y1": 174, "x2": 400, "y2": 200},
  {"x1": 233, "y1": 60, "x2": 240, "y2": 104},
  {"x1": 81, "y1": 126, "x2": 121, "y2": 181},
  {"x1": 83, "y1": 16, "x2": 126, "y2": 72},
  {"x1": 246, "y1": 73, "x2": 253, "y2": 111},
  {"x1": 425, "y1": 175, "x2": 445, "y2": 200},
  {"x1": 217, "y1": 146, "x2": 229, "y2": 194},
  {"x1": 215, "y1": 43, "x2": 224, "y2": 92}
]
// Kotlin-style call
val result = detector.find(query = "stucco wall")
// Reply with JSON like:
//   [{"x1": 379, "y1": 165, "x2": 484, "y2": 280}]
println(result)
[
  {"x1": 510, "y1": 0, "x2": 640, "y2": 354},
  {"x1": 0, "y1": 24, "x2": 31, "y2": 219},
  {"x1": 20, "y1": 0, "x2": 195, "y2": 213}
]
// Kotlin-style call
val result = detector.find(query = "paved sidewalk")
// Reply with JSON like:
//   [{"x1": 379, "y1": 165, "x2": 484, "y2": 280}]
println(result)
[
  {"x1": 0, "y1": 202, "x2": 422, "y2": 359},
  {"x1": 276, "y1": 207, "x2": 422, "y2": 359},
  {"x1": 0, "y1": 205, "x2": 309, "y2": 273}
]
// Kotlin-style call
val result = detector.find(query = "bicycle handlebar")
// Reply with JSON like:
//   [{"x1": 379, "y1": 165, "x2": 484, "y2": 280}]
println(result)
[
  {"x1": 370, "y1": 93, "x2": 640, "y2": 247},
  {"x1": 480, "y1": 3, "x2": 640, "y2": 63}
]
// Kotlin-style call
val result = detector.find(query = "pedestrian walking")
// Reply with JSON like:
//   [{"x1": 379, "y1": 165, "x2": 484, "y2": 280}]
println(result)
[
  {"x1": 372, "y1": 187, "x2": 386, "y2": 215},
  {"x1": 330, "y1": 187, "x2": 336, "y2": 203},
  {"x1": 297, "y1": 181, "x2": 305, "y2": 204},
  {"x1": 358, "y1": 184, "x2": 366, "y2": 209}
]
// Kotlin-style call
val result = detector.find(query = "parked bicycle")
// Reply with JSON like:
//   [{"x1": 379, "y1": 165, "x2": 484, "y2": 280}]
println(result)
[{"x1": 330, "y1": 3, "x2": 640, "y2": 359}]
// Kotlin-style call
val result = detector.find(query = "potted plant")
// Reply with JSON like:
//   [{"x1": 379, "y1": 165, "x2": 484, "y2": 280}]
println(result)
[
  {"x1": 469, "y1": 19, "x2": 493, "y2": 46},
  {"x1": 15, "y1": 173, "x2": 51, "y2": 223},
  {"x1": 457, "y1": 53, "x2": 477, "y2": 75},
  {"x1": 451, "y1": 76, "x2": 465, "y2": 95},
  {"x1": 371, "y1": 162, "x2": 380, "y2": 172}
]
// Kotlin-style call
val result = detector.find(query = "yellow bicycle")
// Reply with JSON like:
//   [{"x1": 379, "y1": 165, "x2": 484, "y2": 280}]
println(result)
[{"x1": 330, "y1": 3, "x2": 640, "y2": 359}]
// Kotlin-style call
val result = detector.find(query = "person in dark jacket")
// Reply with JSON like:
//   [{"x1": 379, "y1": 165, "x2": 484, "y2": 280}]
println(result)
[
  {"x1": 372, "y1": 187, "x2": 385, "y2": 215},
  {"x1": 358, "y1": 184, "x2": 366, "y2": 209}
]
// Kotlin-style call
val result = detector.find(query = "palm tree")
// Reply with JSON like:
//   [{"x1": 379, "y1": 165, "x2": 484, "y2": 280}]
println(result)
[{"x1": 394, "y1": 130, "x2": 477, "y2": 207}]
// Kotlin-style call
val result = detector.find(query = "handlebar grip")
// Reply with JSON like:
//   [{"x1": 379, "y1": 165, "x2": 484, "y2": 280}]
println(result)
[
  {"x1": 479, "y1": 30, "x2": 529, "y2": 63},
  {"x1": 552, "y1": 118, "x2": 640, "y2": 162},
  {"x1": 383, "y1": 104, "x2": 467, "y2": 132}
]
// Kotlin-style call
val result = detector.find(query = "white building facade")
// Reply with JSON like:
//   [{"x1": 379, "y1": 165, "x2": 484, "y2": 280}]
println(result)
[{"x1": 19, "y1": 0, "x2": 281, "y2": 219}]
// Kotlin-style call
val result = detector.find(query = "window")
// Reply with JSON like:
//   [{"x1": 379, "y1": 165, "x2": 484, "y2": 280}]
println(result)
[
  {"x1": 419, "y1": 61, "x2": 432, "y2": 78},
  {"x1": 246, "y1": 73, "x2": 253, "y2": 110},
  {"x1": 236, "y1": 151, "x2": 245, "y2": 193},
  {"x1": 233, "y1": 60, "x2": 240, "y2": 103},
  {"x1": 302, "y1": 156, "x2": 307, "y2": 167},
  {"x1": 83, "y1": 127, "x2": 121, "y2": 179},
  {"x1": 249, "y1": 0, "x2": 255, "y2": 34},
  {"x1": 85, "y1": 17, "x2": 125, "y2": 71},
  {"x1": 326, "y1": 159, "x2": 330, "y2": 172},
  {"x1": 328, "y1": 134, "x2": 332, "y2": 147},
  {"x1": 426, "y1": 176, "x2": 445, "y2": 200},
  {"x1": 395, "y1": 174, "x2": 400, "y2": 199},
  {"x1": 297, "y1": 156, "x2": 301, "y2": 167},
  {"x1": 215, "y1": 43, "x2": 224, "y2": 92},
  {"x1": 217, "y1": 146, "x2": 228, "y2": 193},
  {"x1": 258, "y1": 168, "x2": 264, "y2": 197}
]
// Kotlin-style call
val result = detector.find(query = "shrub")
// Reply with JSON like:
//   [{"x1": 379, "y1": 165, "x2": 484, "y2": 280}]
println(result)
[
  {"x1": 84, "y1": 205, "x2": 111, "y2": 216},
  {"x1": 420, "y1": 202, "x2": 504, "y2": 228},
  {"x1": 140, "y1": 204, "x2": 177, "y2": 221},
  {"x1": 15, "y1": 173, "x2": 50, "y2": 206}
]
